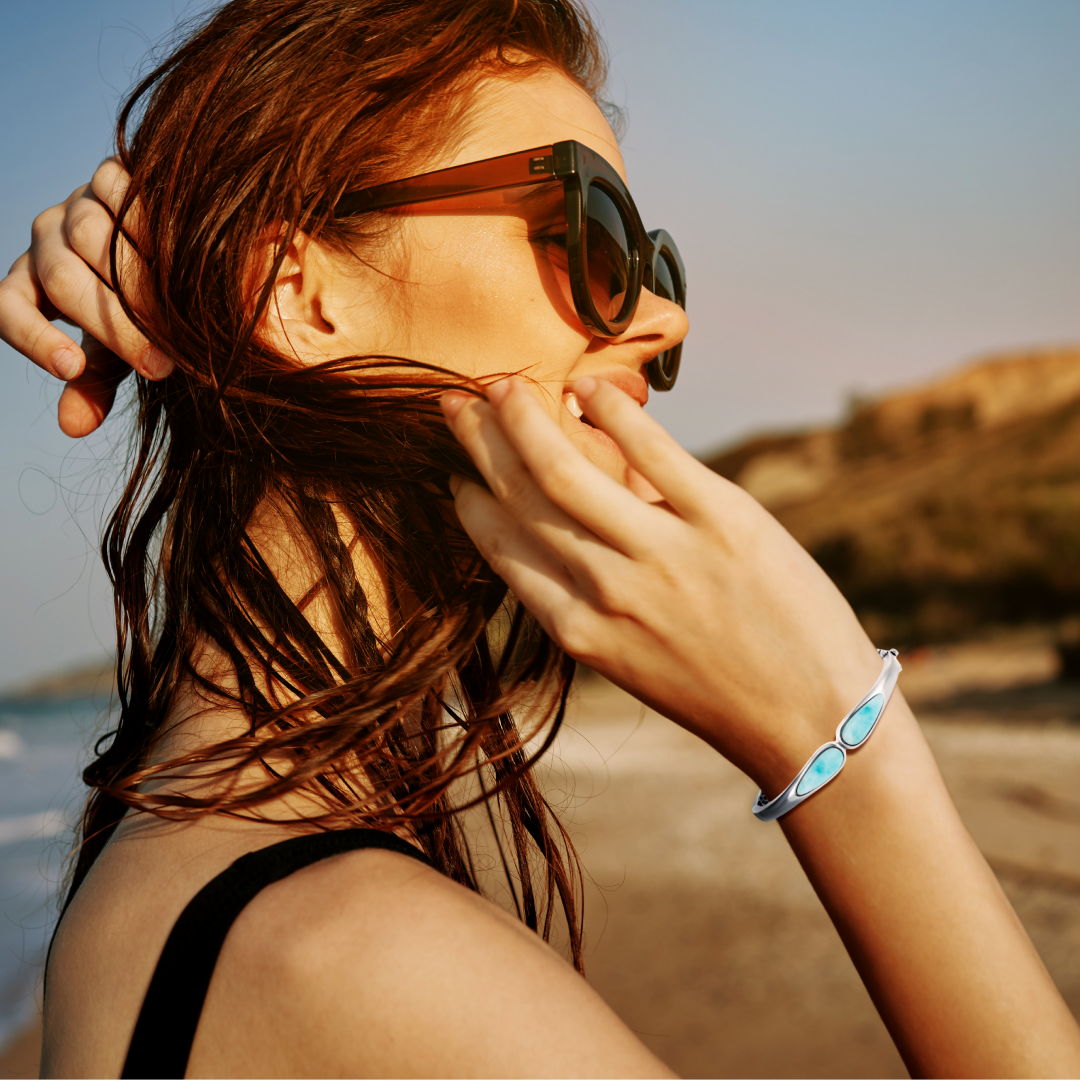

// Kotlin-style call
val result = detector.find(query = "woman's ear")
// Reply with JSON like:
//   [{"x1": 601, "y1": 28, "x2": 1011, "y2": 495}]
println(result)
[{"x1": 257, "y1": 230, "x2": 341, "y2": 361}]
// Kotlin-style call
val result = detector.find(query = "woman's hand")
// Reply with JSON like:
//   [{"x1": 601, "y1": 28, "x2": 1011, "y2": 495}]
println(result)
[
  {"x1": 441, "y1": 375, "x2": 881, "y2": 795},
  {"x1": 442, "y1": 375, "x2": 1080, "y2": 1078},
  {"x1": 0, "y1": 157, "x2": 169, "y2": 437}
]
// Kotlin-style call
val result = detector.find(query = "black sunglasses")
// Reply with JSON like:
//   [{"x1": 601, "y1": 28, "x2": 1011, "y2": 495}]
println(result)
[{"x1": 334, "y1": 140, "x2": 686, "y2": 391}]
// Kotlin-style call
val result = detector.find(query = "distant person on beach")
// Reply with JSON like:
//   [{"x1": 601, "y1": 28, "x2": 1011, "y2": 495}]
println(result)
[{"x1": 1, "y1": 1, "x2": 1079, "y2": 1076}]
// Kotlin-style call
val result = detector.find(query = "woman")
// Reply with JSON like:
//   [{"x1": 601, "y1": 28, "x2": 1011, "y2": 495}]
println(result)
[{"x1": 2, "y1": 1, "x2": 1079, "y2": 1076}]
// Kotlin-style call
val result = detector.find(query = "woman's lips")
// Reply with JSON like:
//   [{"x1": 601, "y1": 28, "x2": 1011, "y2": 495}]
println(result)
[
  {"x1": 588, "y1": 368, "x2": 649, "y2": 406},
  {"x1": 562, "y1": 369, "x2": 649, "y2": 422}
]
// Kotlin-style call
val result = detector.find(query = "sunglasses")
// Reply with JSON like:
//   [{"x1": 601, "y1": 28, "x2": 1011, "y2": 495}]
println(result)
[{"x1": 334, "y1": 140, "x2": 686, "y2": 391}]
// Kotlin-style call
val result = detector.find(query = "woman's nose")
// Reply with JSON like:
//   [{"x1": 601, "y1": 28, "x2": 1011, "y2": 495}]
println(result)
[{"x1": 614, "y1": 287, "x2": 689, "y2": 357}]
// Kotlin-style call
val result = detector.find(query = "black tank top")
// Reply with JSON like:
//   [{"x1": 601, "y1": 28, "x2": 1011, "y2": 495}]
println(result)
[{"x1": 121, "y1": 828, "x2": 433, "y2": 1079}]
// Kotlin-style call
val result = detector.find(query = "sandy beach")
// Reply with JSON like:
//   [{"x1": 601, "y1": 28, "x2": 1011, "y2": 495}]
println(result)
[{"x1": 2, "y1": 641, "x2": 1078, "y2": 1078}]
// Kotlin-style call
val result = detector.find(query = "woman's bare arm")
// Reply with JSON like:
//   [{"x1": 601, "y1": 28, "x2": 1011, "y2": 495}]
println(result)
[
  {"x1": 441, "y1": 376, "x2": 1080, "y2": 1078},
  {"x1": 783, "y1": 694, "x2": 1078, "y2": 1076}
]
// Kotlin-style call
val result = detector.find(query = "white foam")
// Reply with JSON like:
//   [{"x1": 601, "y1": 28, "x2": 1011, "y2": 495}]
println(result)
[{"x1": 0, "y1": 730, "x2": 23, "y2": 760}]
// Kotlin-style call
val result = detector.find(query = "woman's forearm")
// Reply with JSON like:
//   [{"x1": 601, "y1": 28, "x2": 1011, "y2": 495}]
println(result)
[
  {"x1": 779, "y1": 692, "x2": 1080, "y2": 1078},
  {"x1": 443, "y1": 379, "x2": 1080, "y2": 1075}
]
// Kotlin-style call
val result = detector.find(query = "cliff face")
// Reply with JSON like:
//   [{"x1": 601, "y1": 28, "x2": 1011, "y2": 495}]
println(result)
[{"x1": 704, "y1": 347, "x2": 1080, "y2": 642}]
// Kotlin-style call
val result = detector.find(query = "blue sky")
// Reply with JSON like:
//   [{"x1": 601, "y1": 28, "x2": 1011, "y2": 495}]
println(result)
[{"x1": 2, "y1": 0, "x2": 1079, "y2": 684}]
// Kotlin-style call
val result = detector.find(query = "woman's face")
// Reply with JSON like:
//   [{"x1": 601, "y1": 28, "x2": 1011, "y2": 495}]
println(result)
[{"x1": 275, "y1": 66, "x2": 689, "y2": 479}]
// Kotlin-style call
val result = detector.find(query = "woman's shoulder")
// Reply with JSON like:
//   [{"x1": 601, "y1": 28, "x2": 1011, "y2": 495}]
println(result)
[
  {"x1": 47, "y1": 817, "x2": 668, "y2": 1078},
  {"x1": 190, "y1": 840, "x2": 669, "y2": 1077}
]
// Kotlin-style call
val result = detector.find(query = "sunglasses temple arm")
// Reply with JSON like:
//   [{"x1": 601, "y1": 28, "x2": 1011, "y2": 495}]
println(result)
[{"x1": 334, "y1": 146, "x2": 559, "y2": 217}]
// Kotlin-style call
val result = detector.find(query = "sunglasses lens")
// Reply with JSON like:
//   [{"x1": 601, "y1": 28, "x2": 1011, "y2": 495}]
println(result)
[
  {"x1": 644, "y1": 236, "x2": 685, "y2": 391},
  {"x1": 585, "y1": 182, "x2": 631, "y2": 323},
  {"x1": 652, "y1": 249, "x2": 676, "y2": 303},
  {"x1": 651, "y1": 253, "x2": 676, "y2": 382}
]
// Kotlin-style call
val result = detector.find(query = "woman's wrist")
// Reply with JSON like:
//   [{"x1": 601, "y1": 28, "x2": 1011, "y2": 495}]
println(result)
[
  {"x1": 710, "y1": 639, "x2": 891, "y2": 800},
  {"x1": 751, "y1": 650, "x2": 902, "y2": 821}
]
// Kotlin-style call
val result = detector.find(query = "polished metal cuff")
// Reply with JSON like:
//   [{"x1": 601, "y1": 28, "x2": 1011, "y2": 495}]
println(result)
[{"x1": 752, "y1": 649, "x2": 902, "y2": 823}]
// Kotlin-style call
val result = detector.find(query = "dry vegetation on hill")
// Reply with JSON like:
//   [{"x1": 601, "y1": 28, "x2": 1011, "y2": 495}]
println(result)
[{"x1": 705, "y1": 347, "x2": 1080, "y2": 643}]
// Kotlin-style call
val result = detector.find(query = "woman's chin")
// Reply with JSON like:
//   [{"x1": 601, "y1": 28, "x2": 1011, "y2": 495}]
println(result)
[
  {"x1": 569, "y1": 424, "x2": 628, "y2": 482},
  {"x1": 557, "y1": 393, "x2": 630, "y2": 482}
]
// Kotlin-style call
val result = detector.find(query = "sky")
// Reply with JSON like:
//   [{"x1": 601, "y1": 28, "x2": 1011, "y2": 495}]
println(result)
[{"x1": 1, "y1": 0, "x2": 1079, "y2": 686}]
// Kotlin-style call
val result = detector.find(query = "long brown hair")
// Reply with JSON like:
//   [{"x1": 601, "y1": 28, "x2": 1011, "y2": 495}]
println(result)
[{"x1": 68, "y1": 0, "x2": 617, "y2": 969}]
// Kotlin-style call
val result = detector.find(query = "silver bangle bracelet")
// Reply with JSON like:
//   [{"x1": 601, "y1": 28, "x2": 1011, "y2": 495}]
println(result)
[{"x1": 752, "y1": 649, "x2": 902, "y2": 823}]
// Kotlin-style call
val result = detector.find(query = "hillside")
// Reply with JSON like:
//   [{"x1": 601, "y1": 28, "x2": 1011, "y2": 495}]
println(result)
[
  {"x1": 704, "y1": 347, "x2": 1080, "y2": 642},
  {"x1": 0, "y1": 657, "x2": 114, "y2": 705}
]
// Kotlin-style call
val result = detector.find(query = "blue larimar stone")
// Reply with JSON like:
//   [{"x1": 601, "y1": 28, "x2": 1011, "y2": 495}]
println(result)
[
  {"x1": 839, "y1": 694, "x2": 884, "y2": 748},
  {"x1": 795, "y1": 746, "x2": 845, "y2": 797}
]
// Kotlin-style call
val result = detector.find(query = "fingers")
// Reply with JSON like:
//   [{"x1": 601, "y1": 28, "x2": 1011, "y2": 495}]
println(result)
[
  {"x1": 452, "y1": 477, "x2": 581, "y2": 628},
  {"x1": 573, "y1": 376, "x2": 716, "y2": 521},
  {"x1": 56, "y1": 335, "x2": 132, "y2": 438},
  {"x1": 467, "y1": 378, "x2": 661, "y2": 557},
  {"x1": 0, "y1": 251, "x2": 128, "y2": 436},
  {"x1": 443, "y1": 389, "x2": 622, "y2": 570},
  {"x1": 90, "y1": 156, "x2": 148, "y2": 251},
  {"x1": 0, "y1": 168, "x2": 173, "y2": 441},
  {"x1": 66, "y1": 178, "x2": 144, "y2": 297},
  {"x1": 453, "y1": 477, "x2": 613, "y2": 662},
  {"x1": 28, "y1": 184, "x2": 170, "y2": 378},
  {"x1": 0, "y1": 251, "x2": 85, "y2": 379}
]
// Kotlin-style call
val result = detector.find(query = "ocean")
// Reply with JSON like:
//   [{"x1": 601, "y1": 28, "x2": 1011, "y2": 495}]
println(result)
[{"x1": 0, "y1": 694, "x2": 106, "y2": 1048}]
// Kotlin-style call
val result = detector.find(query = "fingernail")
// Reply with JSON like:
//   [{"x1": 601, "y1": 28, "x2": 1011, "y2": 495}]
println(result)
[
  {"x1": 139, "y1": 349, "x2": 174, "y2": 380},
  {"x1": 440, "y1": 390, "x2": 470, "y2": 418},
  {"x1": 51, "y1": 346, "x2": 83, "y2": 381},
  {"x1": 574, "y1": 376, "x2": 598, "y2": 397},
  {"x1": 487, "y1": 377, "x2": 513, "y2": 405}
]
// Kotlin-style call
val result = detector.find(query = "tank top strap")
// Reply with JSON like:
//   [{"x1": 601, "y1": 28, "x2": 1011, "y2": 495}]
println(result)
[{"x1": 121, "y1": 828, "x2": 433, "y2": 1079}]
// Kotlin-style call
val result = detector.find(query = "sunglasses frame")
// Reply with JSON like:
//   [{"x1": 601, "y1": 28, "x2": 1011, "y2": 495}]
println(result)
[{"x1": 333, "y1": 140, "x2": 685, "y2": 391}]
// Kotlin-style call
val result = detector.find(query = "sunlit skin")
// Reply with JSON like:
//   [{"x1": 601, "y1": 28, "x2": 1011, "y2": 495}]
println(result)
[
  {"x1": 145, "y1": 66, "x2": 686, "y2": 784},
  {"x1": 261, "y1": 65, "x2": 687, "y2": 486},
  {"x1": 47, "y1": 68, "x2": 684, "y2": 792},
  {"x1": 38, "y1": 68, "x2": 690, "y2": 1080},
  {"x1": 6, "y1": 59, "x2": 1080, "y2": 1080}
]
